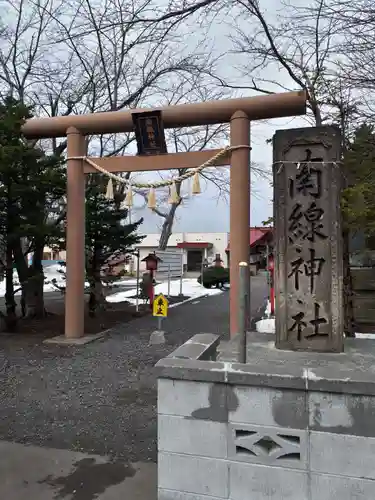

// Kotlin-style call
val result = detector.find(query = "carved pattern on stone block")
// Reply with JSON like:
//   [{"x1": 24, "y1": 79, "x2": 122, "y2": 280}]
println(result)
[
  {"x1": 235, "y1": 429, "x2": 300, "y2": 460},
  {"x1": 228, "y1": 424, "x2": 307, "y2": 469}
]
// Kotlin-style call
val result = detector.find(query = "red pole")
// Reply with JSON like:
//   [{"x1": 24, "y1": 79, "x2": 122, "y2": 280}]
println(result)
[
  {"x1": 270, "y1": 281, "x2": 275, "y2": 316},
  {"x1": 149, "y1": 270, "x2": 155, "y2": 310},
  {"x1": 268, "y1": 256, "x2": 275, "y2": 316}
]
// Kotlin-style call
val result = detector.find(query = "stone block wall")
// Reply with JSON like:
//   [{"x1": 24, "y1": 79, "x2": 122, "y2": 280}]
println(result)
[{"x1": 156, "y1": 333, "x2": 375, "y2": 500}]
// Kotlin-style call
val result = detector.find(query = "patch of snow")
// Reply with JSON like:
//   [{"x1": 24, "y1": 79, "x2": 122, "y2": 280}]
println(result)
[
  {"x1": 43, "y1": 264, "x2": 71, "y2": 291},
  {"x1": 355, "y1": 333, "x2": 375, "y2": 339},
  {"x1": 0, "y1": 270, "x2": 20, "y2": 297},
  {"x1": 0, "y1": 265, "x2": 69, "y2": 297},
  {"x1": 106, "y1": 278, "x2": 223, "y2": 305},
  {"x1": 264, "y1": 300, "x2": 272, "y2": 317},
  {"x1": 255, "y1": 299, "x2": 275, "y2": 333},
  {"x1": 0, "y1": 263, "x2": 141, "y2": 298},
  {"x1": 303, "y1": 368, "x2": 322, "y2": 382},
  {"x1": 255, "y1": 318, "x2": 275, "y2": 334}
]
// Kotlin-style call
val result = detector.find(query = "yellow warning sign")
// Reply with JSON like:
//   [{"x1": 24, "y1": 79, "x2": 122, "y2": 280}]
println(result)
[{"x1": 153, "y1": 293, "x2": 168, "y2": 317}]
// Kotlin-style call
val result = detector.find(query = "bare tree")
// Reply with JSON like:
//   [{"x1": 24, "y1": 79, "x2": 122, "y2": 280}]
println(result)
[
  {"x1": 55, "y1": 0, "x2": 217, "y2": 184},
  {"x1": 324, "y1": 0, "x2": 375, "y2": 121},
  {"x1": 0, "y1": 0, "x2": 58, "y2": 101},
  {"x1": 0, "y1": 0, "x2": 220, "y2": 317},
  {"x1": 205, "y1": 0, "x2": 356, "y2": 128}
]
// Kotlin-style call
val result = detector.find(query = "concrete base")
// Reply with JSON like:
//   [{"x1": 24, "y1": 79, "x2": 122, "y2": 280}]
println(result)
[
  {"x1": 156, "y1": 332, "x2": 375, "y2": 500},
  {"x1": 149, "y1": 330, "x2": 166, "y2": 345},
  {"x1": 43, "y1": 331, "x2": 107, "y2": 345}
]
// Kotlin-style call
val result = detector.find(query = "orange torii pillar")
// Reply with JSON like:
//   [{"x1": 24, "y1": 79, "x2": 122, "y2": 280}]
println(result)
[{"x1": 230, "y1": 111, "x2": 250, "y2": 335}]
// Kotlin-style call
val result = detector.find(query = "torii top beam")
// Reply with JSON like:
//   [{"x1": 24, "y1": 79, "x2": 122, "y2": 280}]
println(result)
[{"x1": 22, "y1": 91, "x2": 307, "y2": 139}]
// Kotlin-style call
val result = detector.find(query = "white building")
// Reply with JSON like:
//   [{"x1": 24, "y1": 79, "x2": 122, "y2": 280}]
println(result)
[
  {"x1": 137, "y1": 232, "x2": 229, "y2": 272},
  {"x1": 37, "y1": 232, "x2": 228, "y2": 272},
  {"x1": 37, "y1": 228, "x2": 273, "y2": 274}
]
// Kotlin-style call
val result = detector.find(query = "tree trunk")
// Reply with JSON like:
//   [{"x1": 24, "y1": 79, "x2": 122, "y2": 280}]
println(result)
[
  {"x1": 311, "y1": 100, "x2": 323, "y2": 127},
  {"x1": 87, "y1": 251, "x2": 106, "y2": 317},
  {"x1": 13, "y1": 238, "x2": 29, "y2": 290},
  {"x1": 23, "y1": 270, "x2": 45, "y2": 318},
  {"x1": 158, "y1": 181, "x2": 183, "y2": 250},
  {"x1": 4, "y1": 182, "x2": 17, "y2": 331},
  {"x1": 28, "y1": 238, "x2": 46, "y2": 318},
  {"x1": 88, "y1": 277, "x2": 106, "y2": 317},
  {"x1": 13, "y1": 239, "x2": 45, "y2": 318},
  {"x1": 158, "y1": 209, "x2": 177, "y2": 250},
  {"x1": 4, "y1": 243, "x2": 17, "y2": 332}
]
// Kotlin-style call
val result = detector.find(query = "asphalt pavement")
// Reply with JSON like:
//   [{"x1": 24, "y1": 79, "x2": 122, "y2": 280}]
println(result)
[{"x1": 0, "y1": 275, "x2": 268, "y2": 500}]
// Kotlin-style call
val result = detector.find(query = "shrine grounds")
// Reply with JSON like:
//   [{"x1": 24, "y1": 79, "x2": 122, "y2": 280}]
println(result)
[{"x1": 0, "y1": 276, "x2": 267, "y2": 499}]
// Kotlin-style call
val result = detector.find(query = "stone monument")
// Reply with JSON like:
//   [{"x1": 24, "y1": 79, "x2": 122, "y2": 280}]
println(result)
[{"x1": 273, "y1": 126, "x2": 344, "y2": 352}]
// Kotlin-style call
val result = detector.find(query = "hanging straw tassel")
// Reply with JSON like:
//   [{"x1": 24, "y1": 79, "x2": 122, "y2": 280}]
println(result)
[
  {"x1": 105, "y1": 178, "x2": 114, "y2": 200},
  {"x1": 123, "y1": 186, "x2": 133, "y2": 208},
  {"x1": 192, "y1": 171, "x2": 201, "y2": 194},
  {"x1": 168, "y1": 181, "x2": 180, "y2": 204},
  {"x1": 148, "y1": 187, "x2": 156, "y2": 209}
]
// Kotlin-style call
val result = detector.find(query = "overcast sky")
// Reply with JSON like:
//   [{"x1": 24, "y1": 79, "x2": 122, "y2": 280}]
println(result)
[{"x1": 128, "y1": 0, "x2": 309, "y2": 234}]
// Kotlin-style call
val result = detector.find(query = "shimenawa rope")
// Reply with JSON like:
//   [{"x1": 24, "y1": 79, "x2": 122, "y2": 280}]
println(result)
[{"x1": 67, "y1": 144, "x2": 251, "y2": 208}]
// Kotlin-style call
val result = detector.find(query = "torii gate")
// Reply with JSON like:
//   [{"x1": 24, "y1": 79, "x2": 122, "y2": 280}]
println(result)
[{"x1": 22, "y1": 91, "x2": 307, "y2": 339}]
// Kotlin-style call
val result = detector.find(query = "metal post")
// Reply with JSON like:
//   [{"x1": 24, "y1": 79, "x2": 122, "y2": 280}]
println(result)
[
  {"x1": 167, "y1": 264, "x2": 171, "y2": 298},
  {"x1": 149, "y1": 269, "x2": 154, "y2": 310},
  {"x1": 238, "y1": 261, "x2": 249, "y2": 364},
  {"x1": 135, "y1": 250, "x2": 140, "y2": 313},
  {"x1": 158, "y1": 316, "x2": 162, "y2": 331},
  {"x1": 179, "y1": 248, "x2": 183, "y2": 296},
  {"x1": 266, "y1": 243, "x2": 270, "y2": 316}
]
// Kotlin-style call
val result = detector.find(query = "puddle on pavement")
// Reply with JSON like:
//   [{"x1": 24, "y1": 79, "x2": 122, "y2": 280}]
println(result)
[{"x1": 39, "y1": 457, "x2": 135, "y2": 500}]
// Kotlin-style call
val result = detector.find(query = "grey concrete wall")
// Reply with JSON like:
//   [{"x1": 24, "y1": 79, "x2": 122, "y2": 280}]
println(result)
[{"x1": 156, "y1": 333, "x2": 375, "y2": 500}]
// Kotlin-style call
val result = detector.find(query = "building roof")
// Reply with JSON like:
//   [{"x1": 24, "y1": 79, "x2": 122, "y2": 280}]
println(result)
[
  {"x1": 177, "y1": 242, "x2": 213, "y2": 249},
  {"x1": 250, "y1": 227, "x2": 272, "y2": 246},
  {"x1": 226, "y1": 227, "x2": 273, "y2": 251}
]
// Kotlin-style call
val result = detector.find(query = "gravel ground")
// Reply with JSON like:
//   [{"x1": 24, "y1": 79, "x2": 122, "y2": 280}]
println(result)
[{"x1": 0, "y1": 277, "x2": 267, "y2": 463}]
